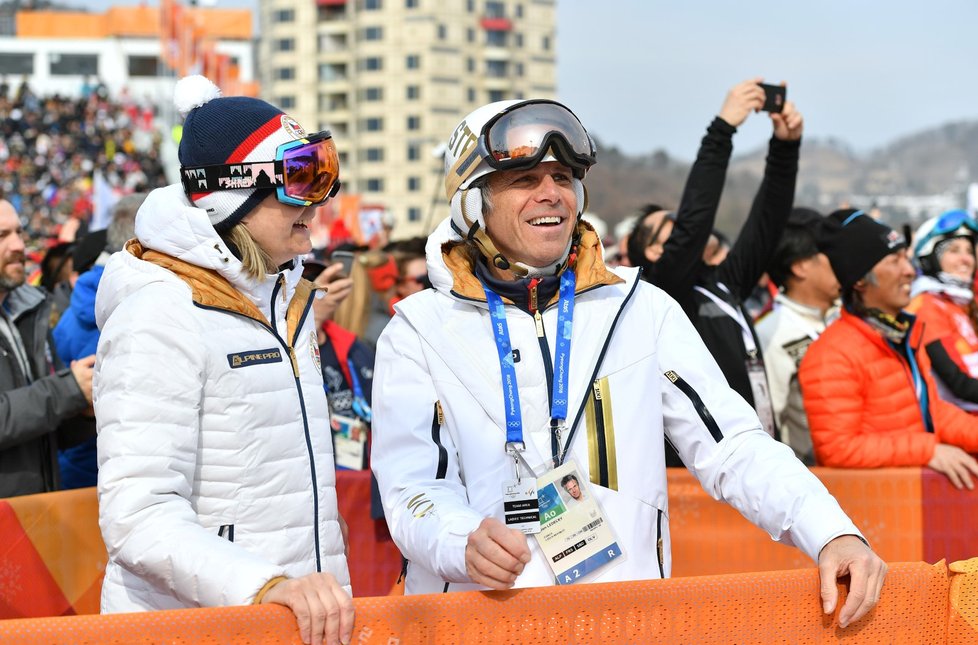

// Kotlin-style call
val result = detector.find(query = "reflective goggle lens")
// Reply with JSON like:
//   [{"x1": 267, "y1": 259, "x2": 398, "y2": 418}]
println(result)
[
  {"x1": 279, "y1": 134, "x2": 340, "y2": 205},
  {"x1": 483, "y1": 101, "x2": 594, "y2": 171},
  {"x1": 933, "y1": 209, "x2": 978, "y2": 236}
]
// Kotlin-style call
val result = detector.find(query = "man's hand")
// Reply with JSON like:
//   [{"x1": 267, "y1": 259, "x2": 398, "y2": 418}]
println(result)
[
  {"x1": 338, "y1": 512, "x2": 350, "y2": 558},
  {"x1": 771, "y1": 98, "x2": 803, "y2": 141},
  {"x1": 927, "y1": 443, "x2": 978, "y2": 490},
  {"x1": 717, "y1": 78, "x2": 765, "y2": 129},
  {"x1": 70, "y1": 355, "x2": 96, "y2": 405},
  {"x1": 261, "y1": 573, "x2": 354, "y2": 645},
  {"x1": 465, "y1": 517, "x2": 531, "y2": 589},
  {"x1": 818, "y1": 535, "x2": 887, "y2": 628}
]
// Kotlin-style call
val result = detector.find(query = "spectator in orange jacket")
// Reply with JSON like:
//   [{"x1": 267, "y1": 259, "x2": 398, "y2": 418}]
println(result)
[{"x1": 799, "y1": 209, "x2": 978, "y2": 489}]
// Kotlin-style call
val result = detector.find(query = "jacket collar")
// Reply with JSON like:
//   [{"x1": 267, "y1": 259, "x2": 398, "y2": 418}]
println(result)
[
  {"x1": 841, "y1": 308, "x2": 920, "y2": 349},
  {"x1": 438, "y1": 220, "x2": 623, "y2": 306},
  {"x1": 2, "y1": 284, "x2": 45, "y2": 321}
]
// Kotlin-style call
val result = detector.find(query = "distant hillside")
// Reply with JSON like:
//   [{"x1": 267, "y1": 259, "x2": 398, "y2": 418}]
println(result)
[{"x1": 586, "y1": 120, "x2": 978, "y2": 238}]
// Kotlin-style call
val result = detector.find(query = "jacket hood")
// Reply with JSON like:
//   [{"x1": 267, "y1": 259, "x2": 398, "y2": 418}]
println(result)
[{"x1": 96, "y1": 183, "x2": 305, "y2": 329}]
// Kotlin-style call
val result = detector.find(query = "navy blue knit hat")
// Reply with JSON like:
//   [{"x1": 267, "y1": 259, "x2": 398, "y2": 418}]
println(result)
[{"x1": 176, "y1": 76, "x2": 309, "y2": 233}]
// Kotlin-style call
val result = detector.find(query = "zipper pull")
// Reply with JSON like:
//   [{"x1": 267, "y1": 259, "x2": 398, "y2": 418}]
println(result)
[
  {"x1": 528, "y1": 279, "x2": 544, "y2": 337},
  {"x1": 279, "y1": 274, "x2": 287, "y2": 303},
  {"x1": 288, "y1": 347, "x2": 299, "y2": 377},
  {"x1": 534, "y1": 310, "x2": 544, "y2": 337}
]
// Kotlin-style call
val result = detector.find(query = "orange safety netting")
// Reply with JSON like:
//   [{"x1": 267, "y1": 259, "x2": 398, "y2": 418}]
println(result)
[{"x1": 0, "y1": 561, "x2": 961, "y2": 644}]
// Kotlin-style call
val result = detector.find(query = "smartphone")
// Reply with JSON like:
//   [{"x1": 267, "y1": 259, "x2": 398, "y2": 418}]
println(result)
[
  {"x1": 331, "y1": 250, "x2": 356, "y2": 276},
  {"x1": 758, "y1": 83, "x2": 786, "y2": 113}
]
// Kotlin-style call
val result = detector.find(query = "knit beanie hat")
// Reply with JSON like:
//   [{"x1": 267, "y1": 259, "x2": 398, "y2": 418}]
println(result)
[
  {"x1": 176, "y1": 75, "x2": 308, "y2": 233},
  {"x1": 816, "y1": 208, "x2": 906, "y2": 291}
]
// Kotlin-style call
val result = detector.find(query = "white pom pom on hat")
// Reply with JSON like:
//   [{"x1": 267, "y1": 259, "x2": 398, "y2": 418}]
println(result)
[
  {"x1": 176, "y1": 75, "x2": 306, "y2": 233},
  {"x1": 173, "y1": 75, "x2": 222, "y2": 118}
]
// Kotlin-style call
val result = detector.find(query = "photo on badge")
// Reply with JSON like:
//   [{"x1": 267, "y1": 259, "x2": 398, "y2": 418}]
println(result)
[{"x1": 535, "y1": 460, "x2": 626, "y2": 585}]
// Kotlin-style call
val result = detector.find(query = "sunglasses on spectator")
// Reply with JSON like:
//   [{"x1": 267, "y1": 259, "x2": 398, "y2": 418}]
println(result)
[{"x1": 180, "y1": 130, "x2": 341, "y2": 207}]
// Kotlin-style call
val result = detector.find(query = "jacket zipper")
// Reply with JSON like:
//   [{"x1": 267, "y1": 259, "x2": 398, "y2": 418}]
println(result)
[
  {"x1": 663, "y1": 370, "x2": 723, "y2": 442},
  {"x1": 591, "y1": 380, "x2": 610, "y2": 487},
  {"x1": 193, "y1": 286, "x2": 324, "y2": 572},
  {"x1": 528, "y1": 279, "x2": 559, "y2": 459},
  {"x1": 656, "y1": 509, "x2": 664, "y2": 578}
]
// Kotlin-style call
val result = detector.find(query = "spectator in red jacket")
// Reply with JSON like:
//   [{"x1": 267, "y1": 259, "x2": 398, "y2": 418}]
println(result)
[{"x1": 799, "y1": 209, "x2": 978, "y2": 489}]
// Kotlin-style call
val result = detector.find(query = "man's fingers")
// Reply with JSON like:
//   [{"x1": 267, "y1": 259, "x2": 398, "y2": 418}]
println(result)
[
  {"x1": 292, "y1": 591, "x2": 314, "y2": 645},
  {"x1": 485, "y1": 522, "x2": 530, "y2": 563},
  {"x1": 818, "y1": 563, "x2": 839, "y2": 614},
  {"x1": 330, "y1": 581, "x2": 355, "y2": 645}
]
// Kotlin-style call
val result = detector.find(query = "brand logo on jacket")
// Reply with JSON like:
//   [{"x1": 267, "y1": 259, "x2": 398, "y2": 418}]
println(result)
[
  {"x1": 227, "y1": 348, "x2": 283, "y2": 369},
  {"x1": 310, "y1": 331, "x2": 321, "y2": 372}
]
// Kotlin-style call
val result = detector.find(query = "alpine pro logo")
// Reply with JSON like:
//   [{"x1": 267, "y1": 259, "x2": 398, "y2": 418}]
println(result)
[{"x1": 227, "y1": 348, "x2": 283, "y2": 369}]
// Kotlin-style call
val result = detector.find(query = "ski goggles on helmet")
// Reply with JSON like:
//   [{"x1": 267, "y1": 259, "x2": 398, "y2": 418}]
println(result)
[
  {"x1": 446, "y1": 99, "x2": 595, "y2": 198},
  {"x1": 930, "y1": 209, "x2": 978, "y2": 238},
  {"x1": 180, "y1": 130, "x2": 341, "y2": 207}
]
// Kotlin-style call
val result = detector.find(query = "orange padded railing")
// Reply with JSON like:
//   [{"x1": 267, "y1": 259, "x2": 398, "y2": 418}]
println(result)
[
  {"x1": 1, "y1": 560, "x2": 975, "y2": 644},
  {"x1": 2, "y1": 468, "x2": 976, "y2": 619}
]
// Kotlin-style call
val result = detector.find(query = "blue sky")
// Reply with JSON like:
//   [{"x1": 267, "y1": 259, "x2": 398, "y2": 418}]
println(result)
[{"x1": 71, "y1": 0, "x2": 977, "y2": 160}]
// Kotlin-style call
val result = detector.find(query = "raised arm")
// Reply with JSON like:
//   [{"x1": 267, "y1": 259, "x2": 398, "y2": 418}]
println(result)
[
  {"x1": 717, "y1": 96, "x2": 803, "y2": 300},
  {"x1": 645, "y1": 79, "x2": 765, "y2": 299}
]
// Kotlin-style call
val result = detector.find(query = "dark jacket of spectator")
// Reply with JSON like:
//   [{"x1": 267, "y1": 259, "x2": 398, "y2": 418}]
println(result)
[{"x1": 0, "y1": 284, "x2": 92, "y2": 496}]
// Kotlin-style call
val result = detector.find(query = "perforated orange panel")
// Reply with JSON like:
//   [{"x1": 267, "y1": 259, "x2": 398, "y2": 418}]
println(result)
[
  {"x1": 668, "y1": 467, "x2": 924, "y2": 576},
  {"x1": 0, "y1": 562, "x2": 948, "y2": 644},
  {"x1": 948, "y1": 557, "x2": 978, "y2": 644}
]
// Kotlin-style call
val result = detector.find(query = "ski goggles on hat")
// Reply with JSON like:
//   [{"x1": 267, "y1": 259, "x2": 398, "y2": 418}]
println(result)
[
  {"x1": 446, "y1": 99, "x2": 595, "y2": 197},
  {"x1": 180, "y1": 130, "x2": 341, "y2": 207}
]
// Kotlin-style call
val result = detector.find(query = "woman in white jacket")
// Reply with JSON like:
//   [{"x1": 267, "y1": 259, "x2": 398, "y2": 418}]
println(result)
[{"x1": 94, "y1": 77, "x2": 352, "y2": 645}]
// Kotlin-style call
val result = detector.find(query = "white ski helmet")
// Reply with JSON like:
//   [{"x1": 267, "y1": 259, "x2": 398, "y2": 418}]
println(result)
[
  {"x1": 912, "y1": 209, "x2": 978, "y2": 276},
  {"x1": 443, "y1": 99, "x2": 595, "y2": 275}
]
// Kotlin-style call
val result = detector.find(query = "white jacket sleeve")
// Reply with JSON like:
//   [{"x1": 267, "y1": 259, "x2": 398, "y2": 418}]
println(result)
[
  {"x1": 654, "y1": 295, "x2": 862, "y2": 561},
  {"x1": 371, "y1": 315, "x2": 484, "y2": 583},
  {"x1": 95, "y1": 289, "x2": 286, "y2": 606}
]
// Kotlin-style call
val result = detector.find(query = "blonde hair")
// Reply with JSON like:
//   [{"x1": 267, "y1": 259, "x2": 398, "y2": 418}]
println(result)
[{"x1": 223, "y1": 223, "x2": 275, "y2": 280}]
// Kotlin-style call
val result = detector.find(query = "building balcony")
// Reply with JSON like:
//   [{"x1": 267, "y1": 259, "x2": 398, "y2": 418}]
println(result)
[{"x1": 480, "y1": 17, "x2": 512, "y2": 31}]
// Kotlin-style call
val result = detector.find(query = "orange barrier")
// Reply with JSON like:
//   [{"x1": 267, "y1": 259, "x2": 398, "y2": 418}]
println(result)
[
  {"x1": 2, "y1": 468, "x2": 975, "y2": 620},
  {"x1": 1, "y1": 561, "x2": 970, "y2": 644}
]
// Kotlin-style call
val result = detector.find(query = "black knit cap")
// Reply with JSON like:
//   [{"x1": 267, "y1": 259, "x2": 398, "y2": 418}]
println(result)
[{"x1": 816, "y1": 208, "x2": 907, "y2": 291}]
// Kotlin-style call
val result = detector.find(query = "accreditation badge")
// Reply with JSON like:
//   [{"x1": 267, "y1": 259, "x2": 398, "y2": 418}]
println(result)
[
  {"x1": 502, "y1": 478, "x2": 541, "y2": 534},
  {"x1": 331, "y1": 414, "x2": 367, "y2": 470},
  {"x1": 534, "y1": 459, "x2": 624, "y2": 584}
]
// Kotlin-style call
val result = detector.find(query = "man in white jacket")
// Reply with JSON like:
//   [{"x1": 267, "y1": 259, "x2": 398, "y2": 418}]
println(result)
[{"x1": 371, "y1": 99, "x2": 886, "y2": 629}]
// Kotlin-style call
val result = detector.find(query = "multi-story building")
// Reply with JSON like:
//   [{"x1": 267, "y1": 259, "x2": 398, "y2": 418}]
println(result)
[{"x1": 260, "y1": 0, "x2": 557, "y2": 237}]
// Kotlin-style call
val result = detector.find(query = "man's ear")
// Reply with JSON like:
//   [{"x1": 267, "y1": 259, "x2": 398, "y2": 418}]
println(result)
[{"x1": 789, "y1": 256, "x2": 811, "y2": 281}]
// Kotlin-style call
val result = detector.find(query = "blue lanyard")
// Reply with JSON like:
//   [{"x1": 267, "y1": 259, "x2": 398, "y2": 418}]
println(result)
[{"x1": 482, "y1": 270, "x2": 576, "y2": 452}]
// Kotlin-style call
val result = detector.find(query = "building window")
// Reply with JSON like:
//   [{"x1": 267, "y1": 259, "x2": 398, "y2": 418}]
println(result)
[
  {"x1": 514, "y1": 32, "x2": 523, "y2": 47},
  {"x1": 487, "y1": 90, "x2": 505, "y2": 102},
  {"x1": 485, "y1": 1, "x2": 504, "y2": 18},
  {"x1": 437, "y1": 24, "x2": 447, "y2": 40},
  {"x1": 406, "y1": 115, "x2": 421, "y2": 130},
  {"x1": 406, "y1": 85, "x2": 420, "y2": 100},
  {"x1": 365, "y1": 178, "x2": 384, "y2": 192},
  {"x1": 405, "y1": 0, "x2": 418, "y2": 7},
  {"x1": 486, "y1": 30, "x2": 506, "y2": 46},
  {"x1": 331, "y1": 122, "x2": 349, "y2": 136},
  {"x1": 319, "y1": 32, "x2": 348, "y2": 52},
  {"x1": 0, "y1": 53, "x2": 32, "y2": 75},
  {"x1": 338, "y1": 151, "x2": 349, "y2": 167},
  {"x1": 466, "y1": 57, "x2": 475, "y2": 72},
  {"x1": 408, "y1": 207, "x2": 422, "y2": 221},
  {"x1": 467, "y1": 87, "x2": 476, "y2": 102},
  {"x1": 486, "y1": 60, "x2": 507, "y2": 78},
  {"x1": 274, "y1": 38, "x2": 295, "y2": 52},
  {"x1": 275, "y1": 67, "x2": 295, "y2": 81},
  {"x1": 361, "y1": 147, "x2": 385, "y2": 162},
  {"x1": 319, "y1": 63, "x2": 348, "y2": 82},
  {"x1": 49, "y1": 53, "x2": 98, "y2": 76},
  {"x1": 127, "y1": 55, "x2": 157, "y2": 78},
  {"x1": 362, "y1": 87, "x2": 384, "y2": 101},
  {"x1": 362, "y1": 117, "x2": 384, "y2": 132},
  {"x1": 467, "y1": 27, "x2": 475, "y2": 42},
  {"x1": 407, "y1": 143, "x2": 420, "y2": 161},
  {"x1": 277, "y1": 96, "x2": 296, "y2": 109},
  {"x1": 515, "y1": 3, "x2": 523, "y2": 18},
  {"x1": 362, "y1": 26, "x2": 383, "y2": 40},
  {"x1": 407, "y1": 177, "x2": 420, "y2": 191},
  {"x1": 320, "y1": 92, "x2": 349, "y2": 111},
  {"x1": 359, "y1": 57, "x2": 383, "y2": 71},
  {"x1": 542, "y1": 35, "x2": 551, "y2": 50},
  {"x1": 405, "y1": 54, "x2": 420, "y2": 70},
  {"x1": 273, "y1": 8, "x2": 295, "y2": 22},
  {"x1": 362, "y1": 0, "x2": 382, "y2": 9},
  {"x1": 514, "y1": 62, "x2": 524, "y2": 77}
]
